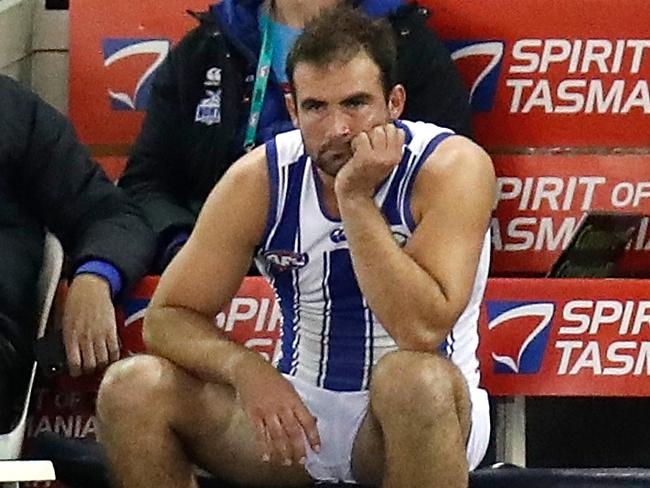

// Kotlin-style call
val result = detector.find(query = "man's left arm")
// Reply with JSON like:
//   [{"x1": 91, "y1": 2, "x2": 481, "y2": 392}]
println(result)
[{"x1": 336, "y1": 133, "x2": 494, "y2": 352}]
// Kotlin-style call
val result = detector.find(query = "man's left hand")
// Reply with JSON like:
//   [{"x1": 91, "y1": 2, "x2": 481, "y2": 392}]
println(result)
[
  {"x1": 334, "y1": 123, "x2": 405, "y2": 200},
  {"x1": 62, "y1": 274, "x2": 120, "y2": 377}
]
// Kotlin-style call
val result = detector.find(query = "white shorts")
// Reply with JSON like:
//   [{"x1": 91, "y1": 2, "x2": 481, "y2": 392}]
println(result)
[{"x1": 286, "y1": 375, "x2": 491, "y2": 483}]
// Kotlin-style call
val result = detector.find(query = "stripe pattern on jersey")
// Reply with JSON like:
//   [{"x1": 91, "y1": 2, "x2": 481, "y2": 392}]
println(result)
[{"x1": 256, "y1": 121, "x2": 486, "y2": 392}]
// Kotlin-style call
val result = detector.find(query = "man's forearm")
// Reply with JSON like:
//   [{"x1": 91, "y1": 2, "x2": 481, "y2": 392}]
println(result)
[
  {"x1": 338, "y1": 196, "x2": 453, "y2": 351},
  {"x1": 144, "y1": 306, "x2": 271, "y2": 386}
]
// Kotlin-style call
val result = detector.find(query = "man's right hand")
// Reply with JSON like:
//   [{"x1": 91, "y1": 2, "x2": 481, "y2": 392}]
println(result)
[
  {"x1": 233, "y1": 359, "x2": 321, "y2": 466},
  {"x1": 62, "y1": 274, "x2": 120, "y2": 377}
]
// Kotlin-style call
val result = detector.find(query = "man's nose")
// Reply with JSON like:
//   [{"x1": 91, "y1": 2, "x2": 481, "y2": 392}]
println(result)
[{"x1": 327, "y1": 109, "x2": 351, "y2": 138}]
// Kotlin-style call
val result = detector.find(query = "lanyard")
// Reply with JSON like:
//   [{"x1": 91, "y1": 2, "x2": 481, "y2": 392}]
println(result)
[{"x1": 244, "y1": 13, "x2": 274, "y2": 152}]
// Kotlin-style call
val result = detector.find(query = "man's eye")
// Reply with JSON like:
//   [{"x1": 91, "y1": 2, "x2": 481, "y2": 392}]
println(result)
[
  {"x1": 344, "y1": 99, "x2": 365, "y2": 109},
  {"x1": 304, "y1": 102, "x2": 325, "y2": 111}
]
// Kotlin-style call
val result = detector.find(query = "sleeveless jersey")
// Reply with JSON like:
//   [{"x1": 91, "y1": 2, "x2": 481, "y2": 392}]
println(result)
[{"x1": 255, "y1": 120, "x2": 490, "y2": 392}]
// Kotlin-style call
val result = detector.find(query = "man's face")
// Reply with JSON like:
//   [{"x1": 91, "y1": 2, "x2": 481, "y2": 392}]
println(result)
[{"x1": 288, "y1": 52, "x2": 405, "y2": 177}]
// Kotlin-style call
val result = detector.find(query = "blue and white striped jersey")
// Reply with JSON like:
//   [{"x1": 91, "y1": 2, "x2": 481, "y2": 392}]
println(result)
[{"x1": 255, "y1": 120, "x2": 490, "y2": 392}]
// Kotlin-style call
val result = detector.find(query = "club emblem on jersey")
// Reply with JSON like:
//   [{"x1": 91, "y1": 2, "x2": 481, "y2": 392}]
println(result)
[
  {"x1": 392, "y1": 231, "x2": 408, "y2": 247},
  {"x1": 330, "y1": 228, "x2": 347, "y2": 243},
  {"x1": 263, "y1": 250, "x2": 309, "y2": 272}
]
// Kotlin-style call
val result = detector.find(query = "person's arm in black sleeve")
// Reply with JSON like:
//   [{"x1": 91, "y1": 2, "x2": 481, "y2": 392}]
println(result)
[
  {"x1": 118, "y1": 43, "x2": 198, "y2": 271},
  {"x1": 6, "y1": 77, "x2": 156, "y2": 376},
  {"x1": 392, "y1": 4, "x2": 474, "y2": 138},
  {"x1": 16, "y1": 97, "x2": 155, "y2": 291}
]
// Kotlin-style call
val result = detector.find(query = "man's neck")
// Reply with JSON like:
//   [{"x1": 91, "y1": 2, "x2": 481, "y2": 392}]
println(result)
[{"x1": 269, "y1": 0, "x2": 343, "y2": 28}]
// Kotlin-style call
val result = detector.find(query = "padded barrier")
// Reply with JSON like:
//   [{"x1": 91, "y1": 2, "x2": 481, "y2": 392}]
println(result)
[
  {"x1": 469, "y1": 465, "x2": 650, "y2": 488},
  {"x1": 27, "y1": 434, "x2": 650, "y2": 488}
]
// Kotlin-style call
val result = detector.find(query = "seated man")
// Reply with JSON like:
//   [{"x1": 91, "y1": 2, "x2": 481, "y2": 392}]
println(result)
[
  {"x1": 118, "y1": 0, "x2": 472, "y2": 273},
  {"x1": 97, "y1": 6, "x2": 494, "y2": 487},
  {"x1": 0, "y1": 75, "x2": 155, "y2": 433}
]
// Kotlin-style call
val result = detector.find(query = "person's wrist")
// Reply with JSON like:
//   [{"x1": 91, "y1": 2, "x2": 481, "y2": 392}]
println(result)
[
  {"x1": 334, "y1": 171, "x2": 374, "y2": 202},
  {"x1": 228, "y1": 349, "x2": 270, "y2": 389},
  {"x1": 74, "y1": 260, "x2": 122, "y2": 298},
  {"x1": 71, "y1": 273, "x2": 111, "y2": 296},
  {"x1": 335, "y1": 186, "x2": 374, "y2": 209}
]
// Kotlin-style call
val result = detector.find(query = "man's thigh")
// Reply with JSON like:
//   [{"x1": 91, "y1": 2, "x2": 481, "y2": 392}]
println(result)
[{"x1": 169, "y1": 367, "x2": 314, "y2": 487}]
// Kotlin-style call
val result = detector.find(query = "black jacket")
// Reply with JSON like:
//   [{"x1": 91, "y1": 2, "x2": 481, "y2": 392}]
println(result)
[
  {"x1": 119, "y1": 2, "x2": 472, "y2": 268},
  {"x1": 0, "y1": 75, "x2": 156, "y2": 337}
]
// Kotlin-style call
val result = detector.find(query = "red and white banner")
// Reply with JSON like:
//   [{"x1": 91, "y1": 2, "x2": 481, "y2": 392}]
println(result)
[
  {"x1": 425, "y1": 0, "x2": 650, "y2": 147},
  {"x1": 479, "y1": 278, "x2": 650, "y2": 397},
  {"x1": 491, "y1": 154, "x2": 650, "y2": 276},
  {"x1": 72, "y1": 0, "x2": 650, "y2": 148},
  {"x1": 69, "y1": 0, "x2": 206, "y2": 145}
]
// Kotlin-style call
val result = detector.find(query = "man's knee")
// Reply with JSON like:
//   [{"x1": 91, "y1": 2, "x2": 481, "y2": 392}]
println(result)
[
  {"x1": 97, "y1": 354, "x2": 176, "y2": 423},
  {"x1": 370, "y1": 351, "x2": 466, "y2": 421}
]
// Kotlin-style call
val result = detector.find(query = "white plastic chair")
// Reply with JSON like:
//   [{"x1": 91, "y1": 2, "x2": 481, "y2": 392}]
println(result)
[{"x1": 0, "y1": 232, "x2": 62, "y2": 485}]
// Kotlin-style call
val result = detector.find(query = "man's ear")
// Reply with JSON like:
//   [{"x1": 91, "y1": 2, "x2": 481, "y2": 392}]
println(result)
[
  {"x1": 285, "y1": 92, "x2": 300, "y2": 128},
  {"x1": 388, "y1": 84, "x2": 406, "y2": 120}
]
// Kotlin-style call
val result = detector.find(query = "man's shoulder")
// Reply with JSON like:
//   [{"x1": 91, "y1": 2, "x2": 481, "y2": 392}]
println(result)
[
  {"x1": 227, "y1": 144, "x2": 270, "y2": 185},
  {"x1": 0, "y1": 76, "x2": 53, "y2": 137},
  {"x1": 0, "y1": 75, "x2": 21, "y2": 94},
  {"x1": 400, "y1": 119, "x2": 457, "y2": 154},
  {"x1": 401, "y1": 119, "x2": 453, "y2": 134},
  {"x1": 0, "y1": 76, "x2": 35, "y2": 112},
  {"x1": 397, "y1": 119, "x2": 490, "y2": 179},
  {"x1": 422, "y1": 133, "x2": 493, "y2": 186}
]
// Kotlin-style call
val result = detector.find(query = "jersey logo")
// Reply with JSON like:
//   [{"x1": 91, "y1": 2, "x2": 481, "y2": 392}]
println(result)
[
  {"x1": 330, "y1": 228, "x2": 347, "y2": 243},
  {"x1": 447, "y1": 40, "x2": 505, "y2": 112},
  {"x1": 486, "y1": 301, "x2": 555, "y2": 374},
  {"x1": 263, "y1": 250, "x2": 309, "y2": 272},
  {"x1": 392, "y1": 231, "x2": 408, "y2": 247}
]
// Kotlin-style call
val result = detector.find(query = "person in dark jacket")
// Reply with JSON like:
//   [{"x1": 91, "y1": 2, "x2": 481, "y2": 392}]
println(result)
[
  {"x1": 0, "y1": 75, "x2": 156, "y2": 433},
  {"x1": 119, "y1": 0, "x2": 472, "y2": 273}
]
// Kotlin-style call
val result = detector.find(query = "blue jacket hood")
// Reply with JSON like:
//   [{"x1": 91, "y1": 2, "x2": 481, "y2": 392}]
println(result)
[{"x1": 212, "y1": 0, "x2": 407, "y2": 56}]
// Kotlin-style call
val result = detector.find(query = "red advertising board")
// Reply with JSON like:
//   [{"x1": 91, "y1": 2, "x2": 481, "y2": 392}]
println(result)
[
  {"x1": 491, "y1": 154, "x2": 650, "y2": 276},
  {"x1": 71, "y1": 0, "x2": 650, "y2": 148},
  {"x1": 479, "y1": 278, "x2": 650, "y2": 397},
  {"x1": 424, "y1": 0, "x2": 650, "y2": 148},
  {"x1": 69, "y1": 0, "x2": 206, "y2": 145}
]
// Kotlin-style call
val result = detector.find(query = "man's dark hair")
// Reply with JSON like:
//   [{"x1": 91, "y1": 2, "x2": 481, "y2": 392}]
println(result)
[{"x1": 286, "y1": 4, "x2": 398, "y2": 98}]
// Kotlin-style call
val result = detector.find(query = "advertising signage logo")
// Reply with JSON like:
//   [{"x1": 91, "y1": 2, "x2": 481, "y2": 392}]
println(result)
[
  {"x1": 448, "y1": 40, "x2": 505, "y2": 112},
  {"x1": 486, "y1": 300, "x2": 555, "y2": 374},
  {"x1": 102, "y1": 38, "x2": 171, "y2": 111},
  {"x1": 450, "y1": 38, "x2": 650, "y2": 115}
]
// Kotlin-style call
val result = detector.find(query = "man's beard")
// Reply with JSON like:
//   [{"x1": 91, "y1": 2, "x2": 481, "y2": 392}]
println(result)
[{"x1": 313, "y1": 138, "x2": 353, "y2": 177}]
